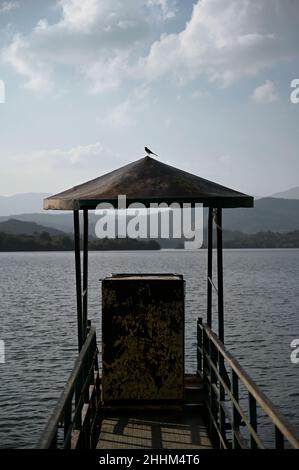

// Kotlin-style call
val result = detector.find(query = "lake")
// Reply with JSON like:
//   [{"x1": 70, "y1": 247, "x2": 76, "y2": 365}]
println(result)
[{"x1": 0, "y1": 250, "x2": 298, "y2": 448}]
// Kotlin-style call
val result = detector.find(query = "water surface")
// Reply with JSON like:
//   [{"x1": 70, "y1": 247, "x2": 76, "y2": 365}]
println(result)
[{"x1": 0, "y1": 250, "x2": 298, "y2": 448}]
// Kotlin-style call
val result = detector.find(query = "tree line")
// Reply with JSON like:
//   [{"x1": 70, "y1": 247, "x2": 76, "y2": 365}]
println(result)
[
  {"x1": 1, "y1": 229, "x2": 299, "y2": 251},
  {"x1": 0, "y1": 231, "x2": 160, "y2": 251}
]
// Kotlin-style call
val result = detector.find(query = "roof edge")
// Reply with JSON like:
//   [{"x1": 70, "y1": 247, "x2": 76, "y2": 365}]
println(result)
[{"x1": 43, "y1": 195, "x2": 254, "y2": 210}]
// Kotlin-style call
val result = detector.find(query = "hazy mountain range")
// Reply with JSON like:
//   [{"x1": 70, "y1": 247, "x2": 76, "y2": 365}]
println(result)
[
  {"x1": 270, "y1": 186, "x2": 299, "y2": 199},
  {"x1": 0, "y1": 193, "x2": 50, "y2": 216},
  {"x1": 0, "y1": 219, "x2": 65, "y2": 237},
  {"x1": 0, "y1": 191, "x2": 299, "y2": 239}
]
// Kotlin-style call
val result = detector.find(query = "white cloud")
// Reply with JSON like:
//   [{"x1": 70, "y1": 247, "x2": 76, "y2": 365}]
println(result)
[
  {"x1": 1, "y1": 0, "x2": 299, "y2": 93},
  {"x1": 147, "y1": 0, "x2": 177, "y2": 19},
  {"x1": 84, "y1": 52, "x2": 131, "y2": 94},
  {"x1": 1, "y1": 0, "x2": 169, "y2": 92},
  {"x1": 29, "y1": 141, "x2": 107, "y2": 167},
  {"x1": 2, "y1": 141, "x2": 117, "y2": 193},
  {"x1": 97, "y1": 85, "x2": 151, "y2": 129},
  {"x1": 252, "y1": 80, "x2": 279, "y2": 103},
  {"x1": 218, "y1": 155, "x2": 232, "y2": 164},
  {"x1": 58, "y1": 0, "x2": 104, "y2": 32},
  {"x1": 142, "y1": 0, "x2": 299, "y2": 87},
  {"x1": 2, "y1": 34, "x2": 53, "y2": 92},
  {"x1": 0, "y1": 1, "x2": 19, "y2": 14},
  {"x1": 192, "y1": 90, "x2": 210, "y2": 99}
]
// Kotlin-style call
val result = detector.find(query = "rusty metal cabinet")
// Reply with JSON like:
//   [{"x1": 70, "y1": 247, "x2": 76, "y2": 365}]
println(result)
[{"x1": 102, "y1": 274, "x2": 184, "y2": 403}]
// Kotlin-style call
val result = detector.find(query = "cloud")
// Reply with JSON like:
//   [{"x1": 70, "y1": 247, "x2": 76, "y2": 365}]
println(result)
[
  {"x1": 1, "y1": 141, "x2": 119, "y2": 193},
  {"x1": 252, "y1": 80, "x2": 279, "y2": 103},
  {"x1": 97, "y1": 85, "x2": 151, "y2": 129},
  {"x1": 1, "y1": 0, "x2": 172, "y2": 92},
  {"x1": 28, "y1": 141, "x2": 108, "y2": 168},
  {"x1": 191, "y1": 90, "x2": 210, "y2": 99},
  {"x1": 2, "y1": 33, "x2": 53, "y2": 92},
  {"x1": 1, "y1": 0, "x2": 299, "y2": 93},
  {"x1": 142, "y1": 0, "x2": 299, "y2": 86},
  {"x1": 84, "y1": 52, "x2": 131, "y2": 94},
  {"x1": 0, "y1": 141, "x2": 124, "y2": 194},
  {"x1": 0, "y1": 1, "x2": 19, "y2": 14},
  {"x1": 146, "y1": 0, "x2": 177, "y2": 19},
  {"x1": 218, "y1": 155, "x2": 232, "y2": 164}
]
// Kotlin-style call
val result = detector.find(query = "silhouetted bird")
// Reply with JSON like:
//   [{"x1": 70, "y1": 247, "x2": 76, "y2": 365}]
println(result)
[{"x1": 145, "y1": 146, "x2": 158, "y2": 157}]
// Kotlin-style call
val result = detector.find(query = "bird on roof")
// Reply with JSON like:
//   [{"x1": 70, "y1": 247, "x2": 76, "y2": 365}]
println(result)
[{"x1": 145, "y1": 146, "x2": 158, "y2": 157}]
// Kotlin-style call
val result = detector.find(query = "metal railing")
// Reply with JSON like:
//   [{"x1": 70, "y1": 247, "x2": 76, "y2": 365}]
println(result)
[
  {"x1": 37, "y1": 325, "x2": 101, "y2": 449},
  {"x1": 197, "y1": 318, "x2": 299, "y2": 449}
]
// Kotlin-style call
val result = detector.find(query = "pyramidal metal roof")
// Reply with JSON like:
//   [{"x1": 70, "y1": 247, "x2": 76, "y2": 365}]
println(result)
[{"x1": 43, "y1": 156, "x2": 254, "y2": 210}]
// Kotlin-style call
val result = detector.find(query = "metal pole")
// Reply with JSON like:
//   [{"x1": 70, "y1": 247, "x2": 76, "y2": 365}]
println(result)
[
  {"x1": 207, "y1": 207, "x2": 213, "y2": 327},
  {"x1": 216, "y1": 208, "x2": 224, "y2": 343},
  {"x1": 82, "y1": 209, "x2": 89, "y2": 341},
  {"x1": 74, "y1": 210, "x2": 83, "y2": 351}
]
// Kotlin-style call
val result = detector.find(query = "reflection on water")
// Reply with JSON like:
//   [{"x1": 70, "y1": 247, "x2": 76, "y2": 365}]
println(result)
[{"x1": 0, "y1": 250, "x2": 298, "y2": 448}]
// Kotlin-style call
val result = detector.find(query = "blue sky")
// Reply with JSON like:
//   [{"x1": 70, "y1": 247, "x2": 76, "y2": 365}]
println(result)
[{"x1": 0, "y1": 0, "x2": 298, "y2": 197}]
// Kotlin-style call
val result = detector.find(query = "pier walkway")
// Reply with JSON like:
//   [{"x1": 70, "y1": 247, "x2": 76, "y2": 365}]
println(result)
[
  {"x1": 97, "y1": 376, "x2": 213, "y2": 450},
  {"x1": 97, "y1": 411, "x2": 212, "y2": 450}
]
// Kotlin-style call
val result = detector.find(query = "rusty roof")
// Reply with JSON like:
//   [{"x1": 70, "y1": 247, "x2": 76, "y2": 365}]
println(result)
[{"x1": 43, "y1": 156, "x2": 254, "y2": 210}]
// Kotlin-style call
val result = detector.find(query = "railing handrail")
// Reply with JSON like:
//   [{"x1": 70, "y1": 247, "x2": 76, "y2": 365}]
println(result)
[
  {"x1": 37, "y1": 326, "x2": 97, "y2": 449},
  {"x1": 198, "y1": 320, "x2": 299, "y2": 449}
]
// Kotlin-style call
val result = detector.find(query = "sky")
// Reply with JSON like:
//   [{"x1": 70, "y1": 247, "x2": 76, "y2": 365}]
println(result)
[{"x1": 0, "y1": 0, "x2": 298, "y2": 197}]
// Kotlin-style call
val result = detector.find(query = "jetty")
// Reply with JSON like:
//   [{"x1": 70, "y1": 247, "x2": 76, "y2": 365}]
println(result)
[{"x1": 37, "y1": 156, "x2": 299, "y2": 450}]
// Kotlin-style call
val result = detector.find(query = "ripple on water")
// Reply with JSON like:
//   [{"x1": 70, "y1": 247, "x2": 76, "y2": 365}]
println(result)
[{"x1": 0, "y1": 250, "x2": 298, "y2": 448}]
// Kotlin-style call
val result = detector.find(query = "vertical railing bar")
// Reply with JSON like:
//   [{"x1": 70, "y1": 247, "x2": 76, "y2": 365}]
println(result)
[
  {"x1": 74, "y1": 209, "x2": 83, "y2": 351},
  {"x1": 208, "y1": 334, "x2": 213, "y2": 441},
  {"x1": 207, "y1": 207, "x2": 213, "y2": 327},
  {"x1": 216, "y1": 208, "x2": 224, "y2": 344},
  {"x1": 82, "y1": 209, "x2": 89, "y2": 341},
  {"x1": 202, "y1": 325, "x2": 207, "y2": 392},
  {"x1": 249, "y1": 394, "x2": 258, "y2": 449},
  {"x1": 74, "y1": 369, "x2": 83, "y2": 429},
  {"x1": 275, "y1": 425, "x2": 285, "y2": 450},
  {"x1": 210, "y1": 338, "x2": 220, "y2": 447},
  {"x1": 218, "y1": 349, "x2": 226, "y2": 446},
  {"x1": 197, "y1": 318, "x2": 202, "y2": 376},
  {"x1": 64, "y1": 395, "x2": 73, "y2": 442},
  {"x1": 232, "y1": 369, "x2": 240, "y2": 449},
  {"x1": 50, "y1": 430, "x2": 57, "y2": 449}
]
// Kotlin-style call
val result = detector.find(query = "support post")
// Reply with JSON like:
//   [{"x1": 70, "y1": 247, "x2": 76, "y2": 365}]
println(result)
[
  {"x1": 216, "y1": 208, "x2": 224, "y2": 343},
  {"x1": 82, "y1": 209, "x2": 89, "y2": 341},
  {"x1": 207, "y1": 207, "x2": 213, "y2": 327},
  {"x1": 74, "y1": 210, "x2": 83, "y2": 351}
]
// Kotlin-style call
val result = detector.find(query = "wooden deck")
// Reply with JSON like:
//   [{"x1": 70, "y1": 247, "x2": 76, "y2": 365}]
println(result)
[
  {"x1": 96, "y1": 376, "x2": 213, "y2": 450},
  {"x1": 97, "y1": 411, "x2": 212, "y2": 449}
]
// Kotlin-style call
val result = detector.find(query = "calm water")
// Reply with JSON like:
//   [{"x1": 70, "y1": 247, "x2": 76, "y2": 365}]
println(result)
[{"x1": 0, "y1": 250, "x2": 298, "y2": 448}]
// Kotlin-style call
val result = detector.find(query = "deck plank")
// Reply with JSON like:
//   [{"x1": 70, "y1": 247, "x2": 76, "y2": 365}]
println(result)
[{"x1": 97, "y1": 411, "x2": 213, "y2": 449}]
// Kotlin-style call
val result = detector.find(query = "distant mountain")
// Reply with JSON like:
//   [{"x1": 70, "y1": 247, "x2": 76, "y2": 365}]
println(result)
[
  {"x1": 0, "y1": 212, "x2": 74, "y2": 233},
  {"x1": 0, "y1": 197, "x2": 299, "y2": 237},
  {"x1": 222, "y1": 197, "x2": 299, "y2": 233},
  {"x1": 0, "y1": 212, "x2": 91, "y2": 235},
  {"x1": 0, "y1": 193, "x2": 50, "y2": 216},
  {"x1": 0, "y1": 219, "x2": 66, "y2": 236},
  {"x1": 270, "y1": 187, "x2": 299, "y2": 200}
]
